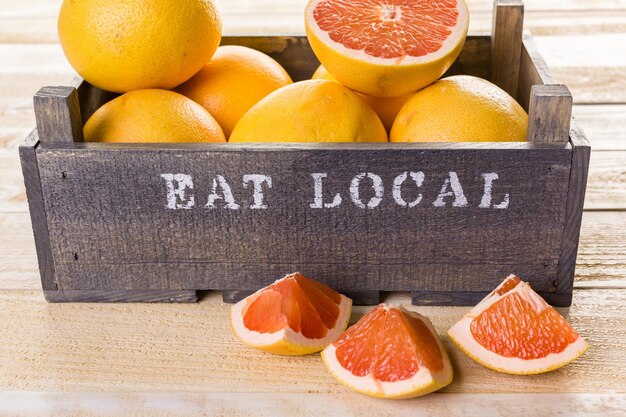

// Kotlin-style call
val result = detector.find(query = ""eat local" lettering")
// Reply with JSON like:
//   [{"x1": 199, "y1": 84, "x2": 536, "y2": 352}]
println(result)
[{"x1": 160, "y1": 171, "x2": 510, "y2": 211}]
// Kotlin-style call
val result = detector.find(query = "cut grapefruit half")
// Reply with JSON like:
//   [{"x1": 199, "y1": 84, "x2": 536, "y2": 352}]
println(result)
[
  {"x1": 230, "y1": 272, "x2": 352, "y2": 355},
  {"x1": 305, "y1": 0, "x2": 469, "y2": 97},
  {"x1": 448, "y1": 275, "x2": 589, "y2": 375},
  {"x1": 322, "y1": 304, "x2": 453, "y2": 399}
]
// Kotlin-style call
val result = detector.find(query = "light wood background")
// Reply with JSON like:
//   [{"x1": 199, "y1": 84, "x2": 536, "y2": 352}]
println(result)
[{"x1": 0, "y1": 0, "x2": 625, "y2": 415}]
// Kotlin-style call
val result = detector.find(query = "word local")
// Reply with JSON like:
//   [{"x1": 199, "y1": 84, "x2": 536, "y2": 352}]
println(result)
[{"x1": 161, "y1": 171, "x2": 510, "y2": 210}]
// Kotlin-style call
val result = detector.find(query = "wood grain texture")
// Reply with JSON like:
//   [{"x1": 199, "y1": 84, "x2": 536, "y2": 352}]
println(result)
[
  {"x1": 222, "y1": 289, "x2": 381, "y2": 305},
  {"x1": 17, "y1": 130, "x2": 55, "y2": 290},
  {"x1": 585, "y1": 151, "x2": 626, "y2": 210},
  {"x1": 0, "y1": 289, "x2": 623, "y2": 394},
  {"x1": 517, "y1": 33, "x2": 556, "y2": 110},
  {"x1": 527, "y1": 85, "x2": 573, "y2": 143},
  {"x1": 0, "y1": 392, "x2": 624, "y2": 417},
  {"x1": 34, "y1": 143, "x2": 572, "y2": 298},
  {"x1": 33, "y1": 86, "x2": 83, "y2": 143},
  {"x1": 43, "y1": 289, "x2": 197, "y2": 303},
  {"x1": 557, "y1": 123, "x2": 591, "y2": 298},
  {"x1": 491, "y1": 0, "x2": 524, "y2": 97}
]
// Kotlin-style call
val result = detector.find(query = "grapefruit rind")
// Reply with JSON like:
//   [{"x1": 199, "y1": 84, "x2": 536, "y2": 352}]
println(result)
[
  {"x1": 230, "y1": 284, "x2": 352, "y2": 356},
  {"x1": 447, "y1": 275, "x2": 589, "y2": 375},
  {"x1": 304, "y1": 0, "x2": 470, "y2": 97},
  {"x1": 321, "y1": 306, "x2": 453, "y2": 399}
]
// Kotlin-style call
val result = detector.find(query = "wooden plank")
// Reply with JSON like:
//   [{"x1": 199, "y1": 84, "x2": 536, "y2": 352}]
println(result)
[
  {"x1": 33, "y1": 86, "x2": 83, "y2": 143},
  {"x1": 517, "y1": 33, "x2": 556, "y2": 110},
  {"x1": 223, "y1": 289, "x2": 380, "y2": 305},
  {"x1": 585, "y1": 151, "x2": 626, "y2": 209},
  {"x1": 491, "y1": 0, "x2": 524, "y2": 97},
  {"x1": 411, "y1": 289, "x2": 573, "y2": 307},
  {"x1": 556, "y1": 124, "x2": 591, "y2": 300},
  {"x1": 0, "y1": 392, "x2": 623, "y2": 417},
  {"x1": 0, "y1": 289, "x2": 622, "y2": 393},
  {"x1": 17, "y1": 130, "x2": 55, "y2": 291},
  {"x1": 43, "y1": 289, "x2": 197, "y2": 303},
  {"x1": 573, "y1": 105, "x2": 626, "y2": 151},
  {"x1": 35, "y1": 144, "x2": 572, "y2": 296},
  {"x1": 527, "y1": 85, "x2": 573, "y2": 143}
]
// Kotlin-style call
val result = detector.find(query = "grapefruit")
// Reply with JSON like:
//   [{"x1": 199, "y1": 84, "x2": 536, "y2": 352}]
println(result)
[
  {"x1": 312, "y1": 65, "x2": 412, "y2": 133},
  {"x1": 176, "y1": 45, "x2": 293, "y2": 138},
  {"x1": 230, "y1": 273, "x2": 352, "y2": 355},
  {"x1": 305, "y1": 0, "x2": 469, "y2": 97},
  {"x1": 58, "y1": 0, "x2": 222, "y2": 93},
  {"x1": 83, "y1": 89, "x2": 225, "y2": 143},
  {"x1": 322, "y1": 304, "x2": 453, "y2": 399},
  {"x1": 229, "y1": 80, "x2": 388, "y2": 143},
  {"x1": 390, "y1": 75, "x2": 528, "y2": 142},
  {"x1": 448, "y1": 275, "x2": 589, "y2": 375}
]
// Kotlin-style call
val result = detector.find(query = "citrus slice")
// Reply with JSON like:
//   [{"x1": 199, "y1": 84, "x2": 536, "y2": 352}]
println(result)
[
  {"x1": 322, "y1": 304, "x2": 453, "y2": 399},
  {"x1": 305, "y1": 0, "x2": 469, "y2": 97},
  {"x1": 448, "y1": 275, "x2": 589, "y2": 375},
  {"x1": 230, "y1": 273, "x2": 352, "y2": 355}
]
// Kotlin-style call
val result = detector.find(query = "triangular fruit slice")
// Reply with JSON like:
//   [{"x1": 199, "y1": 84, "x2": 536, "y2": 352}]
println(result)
[
  {"x1": 230, "y1": 272, "x2": 352, "y2": 355},
  {"x1": 322, "y1": 304, "x2": 453, "y2": 399},
  {"x1": 305, "y1": 0, "x2": 469, "y2": 97},
  {"x1": 448, "y1": 275, "x2": 589, "y2": 374}
]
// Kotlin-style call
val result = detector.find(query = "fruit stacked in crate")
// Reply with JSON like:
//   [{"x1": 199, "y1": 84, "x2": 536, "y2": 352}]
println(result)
[{"x1": 58, "y1": 0, "x2": 527, "y2": 144}]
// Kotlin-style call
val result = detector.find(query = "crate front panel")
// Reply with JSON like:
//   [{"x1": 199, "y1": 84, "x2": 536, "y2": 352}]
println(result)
[{"x1": 35, "y1": 144, "x2": 571, "y2": 294}]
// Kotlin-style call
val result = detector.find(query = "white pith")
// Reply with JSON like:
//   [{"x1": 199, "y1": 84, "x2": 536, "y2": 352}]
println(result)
[
  {"x1": 322, "y1": 306, "x2": 453, "y2": 398},
  {"x1": 230, "y1": 276, "x2": 352, "y2": 350},
  {"x1": 448, "y1": 275, "x2": 589, "y2": 374},
  {"x1": 305, "y1": 0, "x2": 470, "y2": 65}
]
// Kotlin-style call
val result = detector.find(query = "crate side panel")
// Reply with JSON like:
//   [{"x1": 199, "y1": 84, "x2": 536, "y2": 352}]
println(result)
[
  {"x1": 36, "y1": 146, "x2": 571, "y2": 294},
  {"x1": 221, "y1": 35, "x2": 491, "y2": 82}
]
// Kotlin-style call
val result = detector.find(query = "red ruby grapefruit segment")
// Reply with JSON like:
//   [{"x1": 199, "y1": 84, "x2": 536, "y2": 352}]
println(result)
[
  {"x1": 322, "y1": 304, "x2": 452, "y2": 399},
  {"x1": 305, "y1": 0, "x2": 470, "y2": 97},
  {"x1": 231, "y1": 273, "x2": 352, "y2": 355},
  {"x1": 448, "y1": 275, "x2": 589, "y2": 374},
  {"x1": 313, "y1": 0, "x2": 460, "y2": 59}
]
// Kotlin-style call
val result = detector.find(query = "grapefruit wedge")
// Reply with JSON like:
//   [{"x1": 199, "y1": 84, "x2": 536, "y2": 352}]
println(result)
[
  {"x1": 322, "y1": 305, "x2": 453, "y2": 399},
  {"x1": 230, "y1": 273, "x2": 352, "y2": 355},
  {"x1": 305, "y1": 0, "x2": 469, "y2": 97},
  {"x1": 448, "y1": 275, "x2": 589, "y2": 375}
]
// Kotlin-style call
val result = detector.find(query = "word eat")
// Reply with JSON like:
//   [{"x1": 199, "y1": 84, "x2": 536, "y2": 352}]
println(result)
[{"x1": 160, "y1": 171, "x2": 509, "y2": 210}]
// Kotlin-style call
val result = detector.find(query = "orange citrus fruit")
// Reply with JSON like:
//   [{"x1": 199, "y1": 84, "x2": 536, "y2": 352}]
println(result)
[
  {"x1": 448, "y1": 275, "x2": 589, "y2": 375},
  {"x1": 230, "y1": 273, "x2": 352, "y2": 355},
  {"x1": 305, "y1": 0, "x2": 469, "y2": 97},
  {"x1": 312, "y1": 65, "x2": 412, "y2": 133},
  {"x1": 322, "y1": 304, "x2": 453, "y2": 399},
  {"x1": 229, "y1": 80, "x2": 388, "y2": 143},
  {"x1": 390, "y1": 75, "x2": 528, "y2": 142},
  {"x1": 58, "y1": 0, "x2": 222, "y2": 93},
  {"x1": 84, "y1": 89, "x2": 225, "y2": 143},
  {"x1": 176, "y1": 45, "x2": 293, "y2": 138}
]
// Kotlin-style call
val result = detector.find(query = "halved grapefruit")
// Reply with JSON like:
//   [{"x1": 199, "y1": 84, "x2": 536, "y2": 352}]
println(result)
[
  {"x1": 448, "y1": 275, "x2": 589, "y2": 375},
  {"x1": 230, "y1": 273, "x2": 352, "y2": 355},
  {"x1": 322, "y1": 304, "x2": 453, "y2": 399},
  {"x1": 305, "y1": 0, "x2": 469, "y2": 97}
]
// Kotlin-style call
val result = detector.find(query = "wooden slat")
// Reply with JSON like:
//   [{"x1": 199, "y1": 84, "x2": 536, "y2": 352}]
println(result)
[
  {"x1": 0, "y1": 392, "x2": 623, "y2": 417},
  {"x1": 585, "y1": 151, "x2": 626, "y2": 210},
  {"x1": 573, "y1": 105, "x2": 626, "y2": 150},
  {"x1": 34, "y1": 144, "x2": 572, "y2": 295},
  {"x1": 491, "y1": 0, "x2": 524, "y2": 97},
  {"x1": 18, "y1": 130, "x2": 55, "y2": 290},
  {"x1": 527, "y1": 84, "x2": 573, "y2": 143},
  {"x1": 0, "y1": 289, "x2": 623, "y2": 393},
  {"x1": 33, "y1": 86, "x2": 83, "y2": 143}
]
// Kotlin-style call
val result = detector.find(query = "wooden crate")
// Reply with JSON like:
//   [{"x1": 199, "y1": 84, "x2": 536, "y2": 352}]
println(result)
[{"x1": 19, "y1": 1, "x2": 589, "y2": 306}]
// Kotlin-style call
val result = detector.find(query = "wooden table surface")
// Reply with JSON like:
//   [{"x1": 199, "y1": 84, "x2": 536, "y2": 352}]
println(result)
[{"x1": 1, "y1": 0, "x2": 625, "y2": 415}]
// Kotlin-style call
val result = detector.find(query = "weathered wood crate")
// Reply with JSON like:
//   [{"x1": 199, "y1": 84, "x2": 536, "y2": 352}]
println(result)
[{"x1": 20, "y1": 1, "x2": 589, "y2": 306}]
